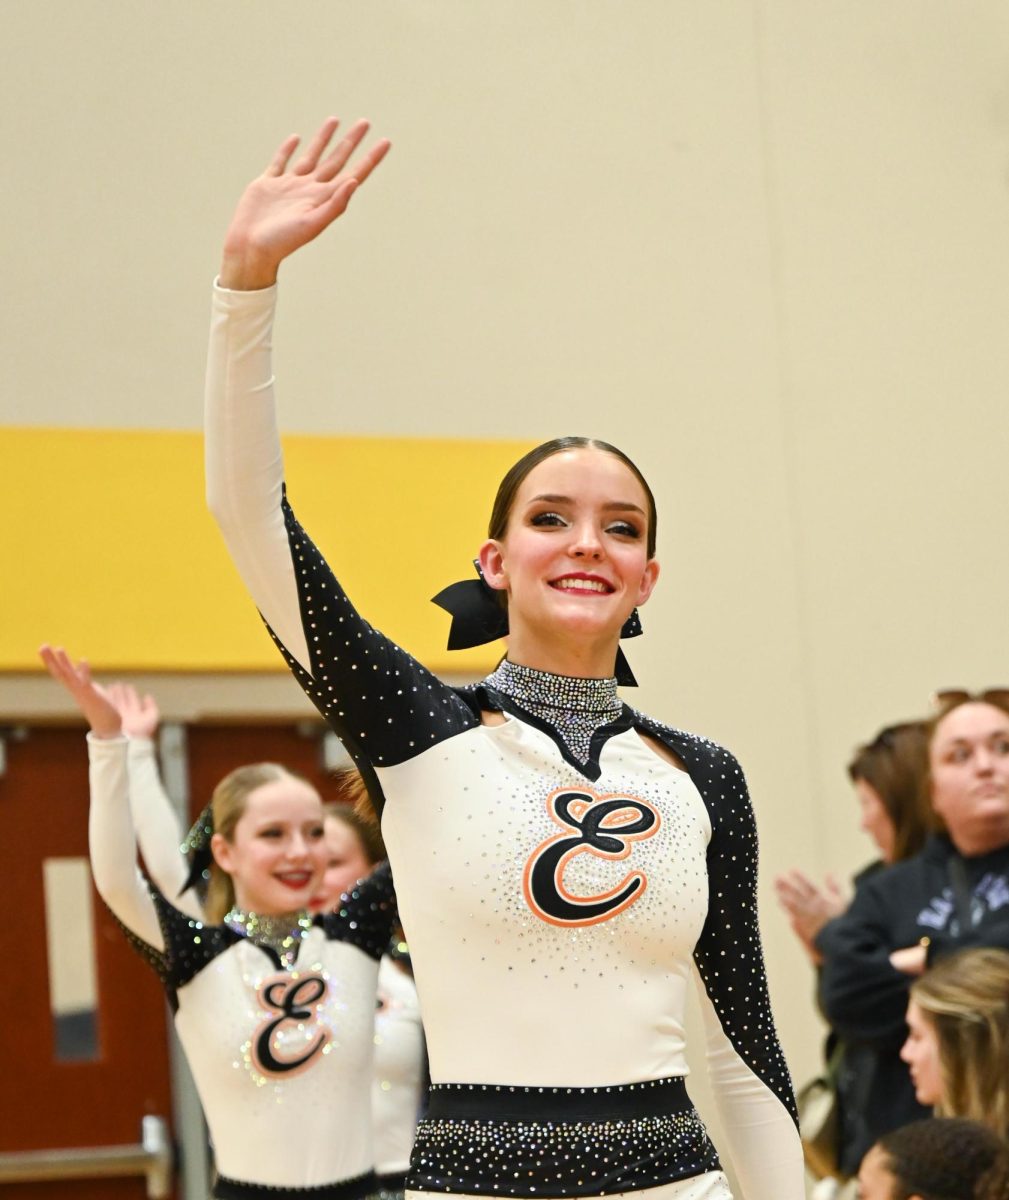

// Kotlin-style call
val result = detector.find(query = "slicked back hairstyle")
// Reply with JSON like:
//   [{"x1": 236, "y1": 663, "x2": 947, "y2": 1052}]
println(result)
[
  {"x1": 925, "y1": 696, "x2": 1009, "y2": 833},
  {"x1": 488, "y1": 437, "x2": 658, "y2": 560}
]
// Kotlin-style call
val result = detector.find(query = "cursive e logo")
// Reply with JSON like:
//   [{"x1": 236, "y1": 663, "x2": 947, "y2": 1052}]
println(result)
[
  {"x1": 523, "y1": 787, "x2": 661, "y2": 927},
  {"x1": 251, "y1": 972, "x2": 331, "y2": 1077}
]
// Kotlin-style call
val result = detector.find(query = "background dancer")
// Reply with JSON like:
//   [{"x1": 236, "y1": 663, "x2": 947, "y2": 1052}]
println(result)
[
  {"x1": 109, "y1": 683, "x2": 426, "y2": 1199},
  {"x1": 41, "y1": 644, "x2": 395, "y2": 1200},
  {"x1": 311, "y1": 785, "x2": 426, "y2": 1200}
]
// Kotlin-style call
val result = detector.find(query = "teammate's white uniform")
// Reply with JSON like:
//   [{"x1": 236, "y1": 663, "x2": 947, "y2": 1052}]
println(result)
[
  {"x1": 126, "y1": 736, "x2": 425, "y2": 1195},
  {"x1": 89, "y1": 734, "x2": 395, "y2": 1199}
]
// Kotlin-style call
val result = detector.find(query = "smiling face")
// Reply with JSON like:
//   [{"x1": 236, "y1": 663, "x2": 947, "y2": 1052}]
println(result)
[
  {"x1": 308, "y1": 813, "x2": 374, "y2": 913},
  {"x1": 855, "y1": 779, "x2": 898, "y2": 863},
  {"x1": 211, "y1": 776, "x2": 326, "y2": 914},
  {"x1": 929, "y1": 702, "x2": 1009, "y2": 855},
  {"x1": 478, "y1": 447, "x2": 659, "y2": 674},
  {"x1": 900, "y1": 999, "x2": 943, "y2": 1107}
]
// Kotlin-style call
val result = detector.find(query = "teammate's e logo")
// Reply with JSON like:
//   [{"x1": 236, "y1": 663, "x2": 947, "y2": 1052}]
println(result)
[
  {"x1": 251, "y1": 972, "x2": 331, "y2": 1077},
  {"x1": 523, "y1": 787, "x2": 661, "y2": 926}
]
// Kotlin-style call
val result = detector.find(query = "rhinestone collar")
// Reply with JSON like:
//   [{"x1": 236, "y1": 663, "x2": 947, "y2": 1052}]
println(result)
[
  {"x1": 223, "y1": 906, "x2": 314, "y2": 967},
  {"x1": 484, "y1": 659, "x2": 622, "y2": 765}
]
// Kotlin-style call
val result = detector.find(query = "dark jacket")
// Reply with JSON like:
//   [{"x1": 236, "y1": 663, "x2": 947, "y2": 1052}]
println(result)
[{"x1": 815, "y1": 834, "x2": 1009, "y2": 1171}]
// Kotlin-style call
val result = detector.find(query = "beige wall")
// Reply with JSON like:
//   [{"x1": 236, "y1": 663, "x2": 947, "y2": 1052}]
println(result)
[{"x1": 6, "y1": 0, "x2": 1009, "y2": 1165}]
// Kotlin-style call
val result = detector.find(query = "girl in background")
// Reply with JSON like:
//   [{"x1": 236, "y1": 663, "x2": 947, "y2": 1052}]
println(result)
[
  {"x1": 97, "y1": 678, "x2": 424, "y2": 1198},
  {"x1": 902, "y1": 947, "x2": 1009, "y2": 1140},
  {"x1": 41, "y1": 645, "x2": 395, "y2": 1200},
  {"x1": 312, "y1": 778, "x2": 425, "y2": 1200}
]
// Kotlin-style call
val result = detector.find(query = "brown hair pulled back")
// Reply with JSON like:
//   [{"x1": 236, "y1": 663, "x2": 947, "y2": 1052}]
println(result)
[
  {"x1": 205, "y1": 762, "x2": 302, "y2": 923},
  {"x1": 323, "y1": 767, "x2": 386, "y2": 867},
  {"x1": 489, "y1": 437, "x2": 658, "y2": 560}
]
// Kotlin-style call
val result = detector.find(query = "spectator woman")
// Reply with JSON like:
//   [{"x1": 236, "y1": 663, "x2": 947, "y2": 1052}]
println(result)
[{"x1": 902, "y1": 947, "x2": 1009, "y2": 1139}]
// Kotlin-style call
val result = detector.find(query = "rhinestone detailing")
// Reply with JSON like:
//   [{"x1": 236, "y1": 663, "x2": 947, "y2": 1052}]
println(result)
[
  {"x1": 485, "y1": 660, "x2": 623, "y2": 765},
  {"x1": 213, "y1": 1169, "x2": 378, "y2": 1199},
  {"x1": 224, "y1": 907, "x2": 314, "y2": 967},
  {"x1": 409, "y1": 1076, "x2": 720, "y2": 1196}
]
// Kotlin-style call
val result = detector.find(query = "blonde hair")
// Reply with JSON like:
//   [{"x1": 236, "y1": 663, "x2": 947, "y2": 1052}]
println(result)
[
  {"x1": 205, "y1": 763, "x2": 297, "y2": 923},
  {"x1": 911, "y1": 948, "x2": 1009, "y2": 1140}
]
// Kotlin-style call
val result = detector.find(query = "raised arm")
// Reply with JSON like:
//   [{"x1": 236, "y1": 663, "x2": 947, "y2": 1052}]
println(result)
[
  {"x1": 107, "y1": 684, "x2": 203, "y2": 921},
  {"x1": 206, "y1": 121, "x2": 478, "y2": 790},
  {"x1": 40, "y1": 648, "x2": 165, "y2": 952},
  {"x1": 206, "y1": 117, "x2": 390, "y2": 674},
  {"x1": 218, "y1": 117, "x2": 390, "y2": 292}
]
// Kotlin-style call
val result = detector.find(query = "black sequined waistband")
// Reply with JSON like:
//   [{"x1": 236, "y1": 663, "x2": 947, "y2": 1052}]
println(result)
[
  {"x1": 214, "y1": 1170, "x2": 377, "y2": 1200},
  {"x1": 375, "y1": 1171, "x2": 407, "y2": 1198},
  {"x1": 426, "y1": 1074, "x2": 692, "y2": 1121},
  {"x1": 409, "y1": 1076, "x2": 720, "y2": 1197}
]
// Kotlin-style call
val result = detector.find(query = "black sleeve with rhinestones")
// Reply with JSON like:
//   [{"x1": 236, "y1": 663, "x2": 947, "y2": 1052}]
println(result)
[
  {"x1": 107, "y1": 880, "x2": 238, "y2": 1013},
  {"x1": 321, "y1": 861, "x2": 397, "y2": 960},
  {"x1": 260, "y1": 493, "x2": 480, "y2": 803},
  {"x1": 634, "y1": 714, "x2": 799, "y2": 1127}
]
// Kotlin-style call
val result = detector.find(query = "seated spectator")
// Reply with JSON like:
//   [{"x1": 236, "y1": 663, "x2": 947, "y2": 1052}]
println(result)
[
  {"x1": 815, "y1": 693, "x2": 1009, "y2": 1161},
  {"x1": 857, "y1": 1118, "x2": 1009, "y2": 1200},
  {"x1": 775, "y1": 721, "x2": 931, "y2": 1178},
  {"x1": 901, "y1": 947, "x2": 1009, "y2": 1138}
]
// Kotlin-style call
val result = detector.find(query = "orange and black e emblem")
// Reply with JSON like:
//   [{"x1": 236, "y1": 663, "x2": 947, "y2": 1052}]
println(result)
[
  {"x1": 523, "y1": 786, "x2": 662, "y2": 926},
  {"x1": 251, "y1": 971, "x2": 332, "y2": 1077}
]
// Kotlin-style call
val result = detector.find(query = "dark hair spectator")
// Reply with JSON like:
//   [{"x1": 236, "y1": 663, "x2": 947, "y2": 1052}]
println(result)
[{"x1": 858, "y1": 1118, "x2": 1009, "y2": 1200}]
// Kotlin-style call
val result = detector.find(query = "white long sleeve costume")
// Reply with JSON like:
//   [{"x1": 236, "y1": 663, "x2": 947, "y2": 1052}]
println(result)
[
  {"x1": 205, "y1": 282, "x2": 803, "y2": 1200},
  {"x1": 88, "y1": 733, "x2": 395, "y2": 1199},
  {"x1": 125, "y1": 736, "x2": 425, "y2": 1188}
]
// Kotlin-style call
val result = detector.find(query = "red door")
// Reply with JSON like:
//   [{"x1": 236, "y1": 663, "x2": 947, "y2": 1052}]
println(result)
[
  {"x1": 1, "y1": 717, "x2": 337, "y2": 1199},
  {"x1": 0, "y1": 726, "x2": 175, "y2": 1200}
]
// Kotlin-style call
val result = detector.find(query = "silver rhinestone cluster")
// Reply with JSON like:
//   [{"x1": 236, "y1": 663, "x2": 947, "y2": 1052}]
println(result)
[{"x1": 485, "y1": 660, "x2": 622, "y2": 765}]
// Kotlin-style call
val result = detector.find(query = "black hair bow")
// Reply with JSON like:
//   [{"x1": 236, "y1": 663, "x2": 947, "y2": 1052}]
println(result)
[
  {"x1": 179, "y1": 803, "x2": 214, "y2": 898},
  {"x1": 432, "y1": 561, "x2": 641, "y2": 687}
]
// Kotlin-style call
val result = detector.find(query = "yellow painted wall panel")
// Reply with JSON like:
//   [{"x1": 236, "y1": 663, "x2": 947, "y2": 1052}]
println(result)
[{"x1": 2, "y1": 427, "x2": 531, "y2": 673}]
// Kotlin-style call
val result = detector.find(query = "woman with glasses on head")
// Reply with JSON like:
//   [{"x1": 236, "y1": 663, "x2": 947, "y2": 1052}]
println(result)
[
  {"x1": 814, "y1": 691, "x2": 1009, "y2": 1169},
  {"x1": 204, "y1": 114, "x2": 803, "y2": 1200}
]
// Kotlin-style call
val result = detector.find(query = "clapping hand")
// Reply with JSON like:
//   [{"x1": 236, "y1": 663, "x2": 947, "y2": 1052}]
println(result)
[{"x1": 774, "y1": 869, "x2": 848, "y2": 964}]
